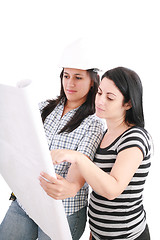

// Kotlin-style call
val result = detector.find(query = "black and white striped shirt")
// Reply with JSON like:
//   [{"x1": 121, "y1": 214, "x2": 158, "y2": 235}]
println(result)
[{"x1": 89, "y1": 126, "x2": 152, "y2": 240}]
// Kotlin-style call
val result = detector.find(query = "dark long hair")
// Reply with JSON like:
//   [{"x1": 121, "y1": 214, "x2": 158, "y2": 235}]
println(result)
[
  {"x1": 102, "y1": 67, "x2": 144, "y2": 127},
  {"x1": 41, "y1": 69, "x2": 100, "y2": 132}
]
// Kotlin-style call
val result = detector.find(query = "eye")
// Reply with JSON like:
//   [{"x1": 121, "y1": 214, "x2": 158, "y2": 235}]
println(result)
[
  {"x1": 107, "y1": 96, "x2": 115, "y2": 101},
  {"x1": 76, "y1": 76, "x2": 82, "y2": 80},
  {"x1": 107, "y1": 97, "x2": 113, "y2": 100},
  {"x1": 97, "y1": 88, "x2": 102, "y2": 95},
  {"x1": 97, "y1": 91, "x2": 102, "y2": 95},
  {"x1": 63, "y1": 74, "x2": 69, "y2": 79}
]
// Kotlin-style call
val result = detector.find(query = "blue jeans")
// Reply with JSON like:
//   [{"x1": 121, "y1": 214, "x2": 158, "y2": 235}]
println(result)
[{"x1": 0, "y1": 200, "x2": 87, "y2": 240}]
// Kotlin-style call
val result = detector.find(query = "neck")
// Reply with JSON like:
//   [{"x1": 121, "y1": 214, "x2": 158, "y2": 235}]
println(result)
[
  {"x1": 65, "y1": 100, "x2": 84, "y2": 110},
  {"x1": 106, "y1": 118, "x2": 130, "y2": 134},
  {"x1": 62, "y1": 100, "x2": 82, "y2": 118}
]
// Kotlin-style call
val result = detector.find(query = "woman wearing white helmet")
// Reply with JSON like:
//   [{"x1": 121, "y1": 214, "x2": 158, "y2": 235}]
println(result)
[{"x1": 0, "y1": 39, "x2": 104, "y2": 240}]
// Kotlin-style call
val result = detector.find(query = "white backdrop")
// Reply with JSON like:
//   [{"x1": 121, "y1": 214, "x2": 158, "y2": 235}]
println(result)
[{"x1": 0, "y1": 0, "x2": 159, "y2": 239}]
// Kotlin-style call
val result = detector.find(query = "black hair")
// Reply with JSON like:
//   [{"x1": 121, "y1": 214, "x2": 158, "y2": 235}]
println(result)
[
  {"x1": 102, "y1": 67, "x2": 144, "y2": 127},
  {"x1": 41, "y1": 69, "x2": 100, "y2": 132}
]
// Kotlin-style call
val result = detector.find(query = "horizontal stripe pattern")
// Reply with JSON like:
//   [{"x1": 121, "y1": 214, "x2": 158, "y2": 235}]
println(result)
[{"x1": 89, "y1": 127, "x2": 152, "y2": 239}]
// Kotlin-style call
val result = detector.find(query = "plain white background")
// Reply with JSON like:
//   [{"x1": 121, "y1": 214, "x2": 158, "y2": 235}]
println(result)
[{"x1": 0, "y1": 1, "x2": 159, "y2": 239}]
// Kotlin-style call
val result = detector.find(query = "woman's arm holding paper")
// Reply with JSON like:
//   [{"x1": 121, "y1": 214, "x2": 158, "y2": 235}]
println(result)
[{"x1": 39, "y1": 162, "x2": 85, "y2": 200}]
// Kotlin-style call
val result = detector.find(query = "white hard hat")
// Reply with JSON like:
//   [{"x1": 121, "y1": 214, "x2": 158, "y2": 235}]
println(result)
[{"x1": 59, "y1": 38, "x2": 102, "y2": 71}]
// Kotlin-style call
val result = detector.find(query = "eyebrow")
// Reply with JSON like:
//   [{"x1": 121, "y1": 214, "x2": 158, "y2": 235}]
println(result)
[
  {"x1": 64, "y1": 72, "x2": 83, "y2": 76},
  {"x1": 107, "y1": 92, "x2": 117, "y2": 97},
  {"x1": 98, "y1": 87, "x2": 117, "y2": 96}
]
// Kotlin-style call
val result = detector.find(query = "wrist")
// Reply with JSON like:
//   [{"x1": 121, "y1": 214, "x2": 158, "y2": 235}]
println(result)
[{"x1": 75, "y1": 152, "x2": 84, "y2": 165}]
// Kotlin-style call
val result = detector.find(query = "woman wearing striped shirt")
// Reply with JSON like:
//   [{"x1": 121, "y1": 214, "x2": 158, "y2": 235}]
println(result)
[{"x1": 51, "y1": 67, "x2": 152, "y2": 239}]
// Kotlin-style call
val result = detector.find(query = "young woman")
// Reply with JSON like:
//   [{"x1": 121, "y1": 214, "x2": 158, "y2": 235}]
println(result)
[
  {"x1": 44, "y1": 67, "x2": 152, "y2": 239},
  {"x1": 0, "y1": 66, "x2": 104, "y2": 240}
]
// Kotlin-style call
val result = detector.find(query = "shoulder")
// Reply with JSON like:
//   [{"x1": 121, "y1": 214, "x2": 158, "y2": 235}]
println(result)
[
  {"x1": 121, "y1": 126, "x2": 151, "y2": 140},
  {"x1": 83, "y1": 114, "x2": 106, "y2": 131},
  {"x1": 38, "y1": 100, "x2": 49, "y2": 111},
  {"x1": 117, "y1": 126, "x2": 152, "y2": 158},
  {"x1": 38, "y1": 100, "x2": 63, "y2": 113},
  {"x1": 83, "y1": 114, "x2": 105, "y2": 125}
]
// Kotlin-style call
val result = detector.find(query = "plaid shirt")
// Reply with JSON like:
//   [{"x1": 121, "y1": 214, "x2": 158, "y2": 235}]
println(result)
[{"x1": 39, "y1": 101, "x2": 104, "y2": 216}]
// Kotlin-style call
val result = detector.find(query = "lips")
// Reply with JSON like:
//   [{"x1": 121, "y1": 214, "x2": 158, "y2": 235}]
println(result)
[
  {"x1": 96, "y1": 106, "x2": 105, "y2": 112},
  {"x1": 66, "y1": 89, "x2": 77, "y2": 94}
]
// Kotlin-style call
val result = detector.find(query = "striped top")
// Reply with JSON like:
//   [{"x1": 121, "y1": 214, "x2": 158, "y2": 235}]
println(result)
[{"x1": 89, "y1": 126, "x2": 152, "y2": 240}]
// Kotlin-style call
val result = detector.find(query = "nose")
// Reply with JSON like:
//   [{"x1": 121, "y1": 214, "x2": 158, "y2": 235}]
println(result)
[
  {"x1": 67, "y1": 77, "x2": 75, "y2": 87},
  {"x1": 96, "y1": 93, "x2": 105, "y2": 106}
]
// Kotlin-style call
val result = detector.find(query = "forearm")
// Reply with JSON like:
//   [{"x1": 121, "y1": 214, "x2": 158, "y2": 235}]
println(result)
[
  {"x1": 51, "y1": 148, "x2": 143, "y2": 200},
  {"x1": 61, "y1": 180, "x2": 80, "y2": 198},
  {"x1": 66, "y1": 162, "x2": 86, "y2": 196},
  {"x1": 75, "y1": 153, "x2": 119, "y2": 200}
]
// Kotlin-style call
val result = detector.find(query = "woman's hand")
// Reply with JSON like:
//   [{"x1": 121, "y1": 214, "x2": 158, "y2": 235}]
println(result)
[
  {"x1": 51, "y1": 149, "x2": 83, "y2": 165},
  {"x1": 39, "y1": 150, "x2": 87, "y2": 200},
  {"x1": 39, "y1": 172, "x2": 79, "y2": 200}
]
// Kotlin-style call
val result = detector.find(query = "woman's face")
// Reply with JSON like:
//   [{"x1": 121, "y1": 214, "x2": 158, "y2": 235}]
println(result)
[
  {"x1": 95, "y1": 77, "x2": 129, "y2": 121},
  {"x1": 62, "y1": 68, "x2": 93, "y2": 106}
]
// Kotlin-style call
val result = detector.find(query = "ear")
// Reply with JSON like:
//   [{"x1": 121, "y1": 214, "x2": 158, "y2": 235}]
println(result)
[
  {"x1": 91, "y1": 80, "x2": 94, "y2": 87},
  {"x1": 125, "y1": 100, "x2": 132, "y2": 110},
  {"x1": 90, "y1": 81, "x2": 94, "y2": 90}
]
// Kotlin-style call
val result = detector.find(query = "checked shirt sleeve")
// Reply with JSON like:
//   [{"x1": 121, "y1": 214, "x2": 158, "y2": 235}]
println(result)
[{"x1": 77, "y1": 116, "x2": 104, "y2": 160}]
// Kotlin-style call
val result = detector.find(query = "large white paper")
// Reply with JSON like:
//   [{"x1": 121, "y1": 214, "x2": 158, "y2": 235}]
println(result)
[{"x1": 0, "y1": 81, "x2": 72, "y2": 240}]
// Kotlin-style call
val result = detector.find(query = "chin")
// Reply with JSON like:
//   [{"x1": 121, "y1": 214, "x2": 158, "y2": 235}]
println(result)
[{"x1": 95, "y1": 112, "x2": 103, "y2": 119}]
